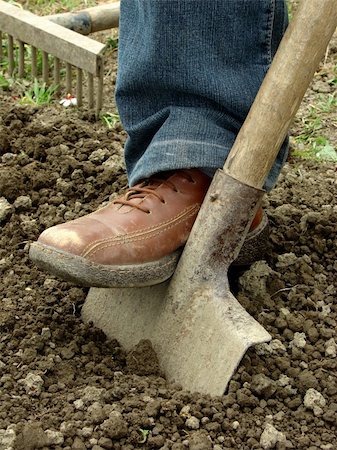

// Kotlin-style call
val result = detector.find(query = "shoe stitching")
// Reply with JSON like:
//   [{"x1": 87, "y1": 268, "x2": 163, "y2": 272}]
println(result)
[
  {"x1": 82, "y1": 207, "x2": 267, "y2": 259},
  {"x1": 80, "y1": 204, "x2": 200, "y2": 257},
  {"x1": 85, "y1": 224, "x2": 188, "y2": 259},
  {"x1": 34, "y1": 210, "x2": 267, "y2": 270},
  {"x1": 33, "y1": 212, "x2": 268, "y2": 276},
  {"x1": 83, "y1": 205, "x2": 200, "y2": 258},
  {"x1": 85, "y1": 209, "x2": 268, "y2": 261}
]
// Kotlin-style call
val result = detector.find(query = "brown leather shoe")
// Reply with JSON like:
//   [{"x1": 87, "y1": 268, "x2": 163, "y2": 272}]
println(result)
[{"x1": 29, "y1": 169, "x2": 268, "y2": 287}]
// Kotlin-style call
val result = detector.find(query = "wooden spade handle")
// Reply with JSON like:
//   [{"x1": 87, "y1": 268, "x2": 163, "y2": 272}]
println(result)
[{"x1": 224, "y1": 0, "x2": 337, "y2": 189}]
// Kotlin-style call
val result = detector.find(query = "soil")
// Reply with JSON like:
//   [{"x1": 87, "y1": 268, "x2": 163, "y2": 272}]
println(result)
[{"x1": 0, "y1": 12, "x2": 337, "y2": 450}]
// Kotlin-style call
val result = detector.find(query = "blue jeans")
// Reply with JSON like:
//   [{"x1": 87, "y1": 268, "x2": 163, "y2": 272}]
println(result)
[{"x1": 115, "y1": 0, "x2": 289, "y2": 191}]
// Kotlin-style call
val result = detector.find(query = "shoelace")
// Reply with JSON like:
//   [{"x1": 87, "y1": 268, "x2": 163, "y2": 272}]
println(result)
[{"x1": 113, "y1": 170, "x2": 196, "y2": 214}]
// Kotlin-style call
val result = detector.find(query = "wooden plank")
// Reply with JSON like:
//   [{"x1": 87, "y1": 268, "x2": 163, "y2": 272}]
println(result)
[{"x1": 0, "y1": 0, "x2": 105, "y2": 75}]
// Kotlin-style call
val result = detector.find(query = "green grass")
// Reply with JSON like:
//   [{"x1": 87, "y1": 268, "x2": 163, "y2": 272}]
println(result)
[
  {"x1": 0, "y1": 73, "x2": 10, "y2": 90},
  {"x1": 287, "y1": 1, "x2": 294, "y2": 20},
  {"x1": 292, "y1": 89, "x2": 337, "y2": 162},
  {"x1": 315, "y1": 142, "x2": 337, "y2": 162},
  {"x1": 292, "y1": 142, "x2": 337, "y2": 162},
  {"x1": 19, "y1": 78, "x2": 58, "y2": 105},
  {"x1": 315, "y1": 93, "x2": 337, "y2": 113},
  {"x1": 293, "y1": 108, "x2": 322, "y2": 148},
  {"x1": 106, "y1": 36, "x2": 119, "y2": 51},
  {"x1": 16, "y1": 0, "x2": 96, "y2": 15},
  {"x1": 292, "y1": 137, "x2": 337, "y2": 161},
  {"x1": 138, "y1": 429, "x2": 150, "y2": 444},
  {"x1": 101, "y1": 112, "x2": 120, "y2": 129},
  {"x1": 293, "y1": 91, "x2": 336, "y2": 137},
  {"x1": 0, "y1": 42, "x2": 12, "y2": 73},
  {"x1": 327, "y1": 64, "x2": 337, "y2": 86},
  {"x1": 287, "y1": 0, "x2": 300, "y2": 21}
]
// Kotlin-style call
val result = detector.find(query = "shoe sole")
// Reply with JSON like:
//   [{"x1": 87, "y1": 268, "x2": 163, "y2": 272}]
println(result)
[{"x1": 29, "y1": 212, "x2": 269, "y2": 288}]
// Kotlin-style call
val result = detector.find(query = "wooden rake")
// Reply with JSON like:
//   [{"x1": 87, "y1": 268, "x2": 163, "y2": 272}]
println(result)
[{"x1": 0, "y1": 0, "x2": 116, "y2": 114}]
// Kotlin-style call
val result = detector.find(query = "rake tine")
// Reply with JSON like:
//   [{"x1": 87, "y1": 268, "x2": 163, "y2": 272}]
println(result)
[
  {"x1": 54, "y1": 56, "x2": 60, "y2": 92},
  {"x1": 18, "y1": 40, "x2": 24, "y2": 77},
  {"x1": 96, "y1": 63, "x2": 104, "y2": 116},
  {"x1": 0, "y1": 31, "x2": 3, "y2": 63},
  {"x1": 42, "y1": 50, "x2": 48, "y2": 84},
  {"x1": 88, "y1": 72, "x2": 94, "y2": 109},
  {"x1": 76, "y1": 67, "x2": 83, "y2": 107},
  {"x1": 65, "y1": 62, "x2": 72, "y2": 94},
  {"x1": 8, "y1": 34, "x2": 14, "y2": 76},
  {"x1": 31, "y1": 46, "x2": 37, "y2": 79}
]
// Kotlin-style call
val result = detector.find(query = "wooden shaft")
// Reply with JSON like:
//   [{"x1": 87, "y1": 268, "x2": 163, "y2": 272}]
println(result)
[
  {"x1": 88, "y1": 3, "x2": 120, "y2": 33},
  {"x1": 47, "y1": 3, "x2": 120, "y2": 35},
  {"x1": 18, "y1": 40, "x2": 24, "y2": 77},
  {"x1": 224, "y1": 0, "x2": 337, "y2": 189}
]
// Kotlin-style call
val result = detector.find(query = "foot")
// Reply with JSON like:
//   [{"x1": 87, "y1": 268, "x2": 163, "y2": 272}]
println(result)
[{"x1": 29, "y1": 169, "x2": 268, "y2": 287}]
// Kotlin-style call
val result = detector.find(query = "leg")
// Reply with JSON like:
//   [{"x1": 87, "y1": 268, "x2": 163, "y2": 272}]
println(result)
[
  {"x1": 29, "y1": 0, "x2": 288, "y2": 286},
  {"x1": 116, "y1": 0, "x2": 288, "y2": 190}
]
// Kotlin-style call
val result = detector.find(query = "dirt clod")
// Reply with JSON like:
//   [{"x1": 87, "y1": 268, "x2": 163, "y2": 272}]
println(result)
[{"x1": 126, "y1": 339, "x2": 161, "y2": 376}]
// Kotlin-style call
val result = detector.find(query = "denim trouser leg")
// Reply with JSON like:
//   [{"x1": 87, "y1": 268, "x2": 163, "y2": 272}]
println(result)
[{"x1": 115, "y1": 0, "x2": 289, "y2": 191}]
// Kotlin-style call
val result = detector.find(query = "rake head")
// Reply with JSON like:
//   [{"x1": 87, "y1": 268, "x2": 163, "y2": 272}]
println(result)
[{"x1": 0, "y1": 0, "x2": 106, "y2": 114}]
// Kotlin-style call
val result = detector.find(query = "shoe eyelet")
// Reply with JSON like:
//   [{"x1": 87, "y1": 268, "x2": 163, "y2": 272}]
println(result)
[
  {"x1": 189, "y1": 178, "x2": 196, "y2": 184},
  {"x1": 146, "y1": 210, "x2": 151, "y2": 214},
  {"x1": 161, "y1": 200, "x2": 166, "y2": 204}
]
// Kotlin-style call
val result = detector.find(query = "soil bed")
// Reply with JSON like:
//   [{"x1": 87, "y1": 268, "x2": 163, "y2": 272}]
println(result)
[{"x1": 0, "y1": 26, "x2": 337, "y2": 450}]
